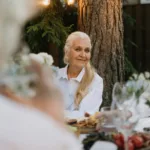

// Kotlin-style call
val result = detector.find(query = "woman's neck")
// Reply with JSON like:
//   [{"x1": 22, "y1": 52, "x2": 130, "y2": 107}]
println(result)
[{"x1": 67, "y1": 65, "x2": 82, "y2": 79}]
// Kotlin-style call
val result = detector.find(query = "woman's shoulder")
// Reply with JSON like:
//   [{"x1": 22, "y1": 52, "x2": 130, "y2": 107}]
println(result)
[
  {"x1": 88, "y1": 72, "x2": 103, "y2": 91},
  {"x1": 58, "y1": 66, "x2": 65, "y2": 70},
  {"x1": 57, "y1": 66, "x2": 67, "y2": 72},
  {"x1": 56, "y1": 66, "x2": 67, "y2": 79},
  {"x1": 93, "y1": 72, "x2": 103, "y2": 83}
]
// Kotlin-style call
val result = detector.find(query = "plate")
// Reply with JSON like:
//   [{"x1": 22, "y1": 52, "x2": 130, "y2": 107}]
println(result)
[
  {"x1": 91, "y1": 141, "x2": 117, "y2": 150},
  {"x1": 66, "y1": 112, "x2": 100, "y2": 134},
  {"x1": 76, "y1": 126, "x2": 96, "y2": 134},
  {"x1": 65, "y1": 110, "x2": 86, "y2": 120}
]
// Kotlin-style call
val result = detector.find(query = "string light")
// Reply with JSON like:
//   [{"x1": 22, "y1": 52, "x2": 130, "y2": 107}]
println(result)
[
  {"x1": 38, "y1": 0, "x2": 76, "y2": 7},
  {"x1": 41, "y1": 0, "x2": 50, "y2": 6},
  {"x1": 67, "y1": 0, "x2": 75, "y2": 5}
]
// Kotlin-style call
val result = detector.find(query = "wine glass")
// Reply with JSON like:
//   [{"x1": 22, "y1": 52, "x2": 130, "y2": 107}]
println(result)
[
  {"x1": 112, "y1": 82, "x2": 139, "y2": 150},
  {"x1": 112, "y1": 82, "x2": 135, "y2": 110},
  {"x1": 100, "y1": 107, "x2": 116, "y2": 132}
]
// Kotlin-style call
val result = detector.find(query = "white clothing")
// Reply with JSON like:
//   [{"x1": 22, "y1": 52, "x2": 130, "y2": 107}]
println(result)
[
  {"x1": 57, "y1": 66, "x2": 103, "y2": 118},
  {"x1": 0, "y1": 95, "x2": 81, "y2": 150}
]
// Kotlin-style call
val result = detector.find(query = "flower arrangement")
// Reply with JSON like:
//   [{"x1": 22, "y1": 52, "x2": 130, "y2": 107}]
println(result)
[
  {"x1": 112, "y1": 72, "x2": 150, "y2": 116},
  {"x1": 28, "y1": 52, "x2": 59, "y2": 75},
  {"x1": 122, "y1": 72, "x2": 150, "y2": 107},
  {"x1": 0, "y1": 52, "x2": 58, "y2": 98},
  {"x1": 29, "y1": 52, "x2": 54, "y2": 66}
]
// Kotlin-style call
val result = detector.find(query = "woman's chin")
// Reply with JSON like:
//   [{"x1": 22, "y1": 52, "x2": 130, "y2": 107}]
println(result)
[{"x1": 75, "y1": 64, "x2": 86, "y2": 69}]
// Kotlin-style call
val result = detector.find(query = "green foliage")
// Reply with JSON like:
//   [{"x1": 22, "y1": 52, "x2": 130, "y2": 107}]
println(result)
[
  {"x1": 123, "y1": 11, "x2": 136, "y2": 27},
  {"x1": 145, "y1": 99, "x2": 150, "y2": 107},
  {"x1": 124, "y1": 38, "x2": 137, "y2": 78},
  {"x1": 125, "y1": 55, "x2": 137, "y2": 79},
  {"x1": 24, "y1": 1, "x2": 72, "y2": 53},
  {"x1": 83, "y1": 132, "x2": 114, "y2": 150},
  {"x1": 123, "y1": 10, "x2": 137, "y2": 79}
]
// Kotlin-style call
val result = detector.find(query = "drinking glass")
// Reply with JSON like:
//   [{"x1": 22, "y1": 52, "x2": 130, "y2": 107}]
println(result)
[
  {"x1": 112, "y1": 82, "x2": 135, "y2": 110},
  {"x1": 100, "y1": 106, "x2": 116, "y2": 132},
  {"x1": 112, "y1": 82, "x2": 139, "y2": 150}
]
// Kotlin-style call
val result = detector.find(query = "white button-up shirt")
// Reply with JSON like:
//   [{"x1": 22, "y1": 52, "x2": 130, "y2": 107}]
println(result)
[{"x1": 57, "y1": 66, "x2": 103, "y2": 118}]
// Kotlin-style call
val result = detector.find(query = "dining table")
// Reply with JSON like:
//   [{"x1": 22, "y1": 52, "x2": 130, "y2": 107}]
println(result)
[{"x1": 75, "y1": 117, "x2": 150, "y2": 150}]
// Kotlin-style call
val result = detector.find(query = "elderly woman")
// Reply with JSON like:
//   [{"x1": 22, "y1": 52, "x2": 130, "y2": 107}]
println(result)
[{"x1": 57, "y1": 31, "x2": 103, "y2": 118}]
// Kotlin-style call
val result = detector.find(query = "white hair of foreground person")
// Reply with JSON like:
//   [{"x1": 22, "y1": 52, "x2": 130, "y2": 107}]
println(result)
[{"x1": 0, "y1": 0, "x2": 38, "y2": 68}]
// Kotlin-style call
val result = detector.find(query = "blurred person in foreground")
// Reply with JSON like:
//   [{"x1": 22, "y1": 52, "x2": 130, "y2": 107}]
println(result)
[
  {"x1": 0, "y1": 0, "x2": 81, "y2": 149},
  {"x1": 57, "y1": 31, "x2": 103, "y2": 119}
]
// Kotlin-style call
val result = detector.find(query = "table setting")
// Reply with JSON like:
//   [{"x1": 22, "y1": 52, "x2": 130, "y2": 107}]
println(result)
[
  {"x1": 67, "y1": 114, "x2": 150, "y2": 150},
  {"x1": 66, "y1": 72, "x2": 150, "y2": 150}
]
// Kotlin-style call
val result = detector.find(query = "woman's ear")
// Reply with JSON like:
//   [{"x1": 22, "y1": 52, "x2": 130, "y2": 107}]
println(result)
[
  {"x1": 64, "y1": 49, "x2": 70, "y2": 64},
  {"x1": 65, "y1": 55, "x2": 69, "y2": 64}
]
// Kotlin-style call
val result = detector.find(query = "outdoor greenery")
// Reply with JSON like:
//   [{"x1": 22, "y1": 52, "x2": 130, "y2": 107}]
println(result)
[
  {"x1": 24, "y1": 0, "x2": 72, "y2": 54},
  {"x1": 123, "y1": 10, "x2": 137, "y2": 79},
  {"x1": 24, "y1": 0, "x2": 136, "y2": 77}
]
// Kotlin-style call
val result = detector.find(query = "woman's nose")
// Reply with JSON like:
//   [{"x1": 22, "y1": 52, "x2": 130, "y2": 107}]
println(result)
[{"x1": 80, "y1": 51, "x2": 86, "y2": 57}]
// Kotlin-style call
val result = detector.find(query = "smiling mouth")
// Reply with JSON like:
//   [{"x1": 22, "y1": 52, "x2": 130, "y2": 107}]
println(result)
[{"x1": 77, "y1": 59, "x2": 86, "y2": 61}]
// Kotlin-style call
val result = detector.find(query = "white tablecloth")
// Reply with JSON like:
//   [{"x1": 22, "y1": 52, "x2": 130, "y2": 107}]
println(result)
[{"x1": 135, "y1": 118, "x2": 150, "y2": 132}]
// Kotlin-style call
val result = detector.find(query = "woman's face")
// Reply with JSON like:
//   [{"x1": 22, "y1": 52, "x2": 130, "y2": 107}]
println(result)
[{"x1": 67, "y1": 37, "x2": 91, "y2": 69}]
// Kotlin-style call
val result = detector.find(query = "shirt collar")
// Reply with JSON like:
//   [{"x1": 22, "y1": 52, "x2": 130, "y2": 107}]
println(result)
[
  {"x1": 58, "y1": 65, "x2": 85, "y2": 82},
  {"x1": 60, "y1": 65, "x2": 68, "y2": 79},
  {"x1": 75, "y1": 67, "x2": 85, "y2": 82}
]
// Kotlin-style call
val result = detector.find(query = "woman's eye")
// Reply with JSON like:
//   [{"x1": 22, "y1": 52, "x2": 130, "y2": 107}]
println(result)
[
  {"x1": 85, "y1": 49, "x2": 90, "y2": 53},
  {"x1": 75, "y1": 48, "x2": 81, "y2": 51}
]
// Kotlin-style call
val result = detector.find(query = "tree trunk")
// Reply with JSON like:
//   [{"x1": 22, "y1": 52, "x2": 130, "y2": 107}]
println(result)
[{"x1": 78, "y1": 0, "x2": 124, "y2": 106}]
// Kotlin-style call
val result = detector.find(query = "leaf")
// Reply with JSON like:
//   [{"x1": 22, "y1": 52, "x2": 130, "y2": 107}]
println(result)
[
  {"x1": 24, "y1": 2, "x2": 73, "y2": 53},
  {"x1": 42, "y1": 31, "x2": 48, "y2": 37}
]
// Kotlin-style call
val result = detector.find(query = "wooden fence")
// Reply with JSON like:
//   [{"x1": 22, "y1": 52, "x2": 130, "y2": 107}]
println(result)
[{"x1": 124, "y1": 4, "x2": 150, "y2": 72}]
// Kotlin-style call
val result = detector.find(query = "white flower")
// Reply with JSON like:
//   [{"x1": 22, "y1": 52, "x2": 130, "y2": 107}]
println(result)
[
  {"x1": 129, "y1": 77, "x2": 133, "y2": 80},
  {"x1": 38, "y1": 52, "x2": 54, "y2": 66},
  {"x1": 138, "y1": 73, "x2": 145, "y2": 80},
  {"x1": 1, "y1": 52, "x2": 55, "y2": 99},
  {"x1": 145, "y1": 72, "x2": 150, "y2": 79},
  {"x1": 29, "y1": 53, "x2": 54, "y2": 66},
  {"x1": 132, "y1": 73, "x2": 138, "y2": 80},
  {"x1": 21, "y1": 55, "x2": 30, "y2": 65},
  {"x1": 29, "y1": 53, "x2": 44, "y2": 64},
  {"x1": 124, "y1": 72, "x2": 150, "y2": 107}
]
